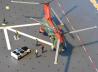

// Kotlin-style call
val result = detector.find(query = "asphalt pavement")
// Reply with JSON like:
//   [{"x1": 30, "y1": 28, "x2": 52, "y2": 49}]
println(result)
[{"x1": 0, "y1": 0, "x2": 98, "y2": 72}]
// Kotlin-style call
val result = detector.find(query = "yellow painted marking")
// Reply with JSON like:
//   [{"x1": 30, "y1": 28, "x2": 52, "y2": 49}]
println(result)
[{"x1": 90, "y1": 0, "x2": 98, "y2": 10}]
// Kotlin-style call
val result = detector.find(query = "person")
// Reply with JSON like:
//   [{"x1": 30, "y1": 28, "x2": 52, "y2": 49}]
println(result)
[
  {"x1": 41, "y1": 44, "x2": 44, "y2": 53},
  {"x1": 39, "y1": 26, "x2": 45, "y2": 33},
  {"x1": 14, "y1": 31, "x2": 20, "y2": 40},
  {"x1": 3, "y1": 18, "x2": 8, "y2": 24},
  {"x1": 35, "y1": 49, "x2": 38, "y2": 57}
]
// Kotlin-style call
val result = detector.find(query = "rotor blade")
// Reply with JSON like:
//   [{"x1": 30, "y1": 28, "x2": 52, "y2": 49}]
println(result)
[
  {"x1": 64, "y1": 26, "x2": 97, "y2": 34},
  {"x1": 29, "y1": 17, "x2": 54, "y2": 30},
  {"x1": 25, "y1": 16, "x2": 43, "y2": 19},
  {"x1": 29, "y1": 17, "x2": 41, "y2": 23},
  {"x1": 69, "y1": 26, "x2": 97, "y2": 34},
  {"x1": 11, "y1": 0, "x2": 40, "y2": 5},
  {"x1": 54, "y1": 39, "x2": 60, "y2": 64}
]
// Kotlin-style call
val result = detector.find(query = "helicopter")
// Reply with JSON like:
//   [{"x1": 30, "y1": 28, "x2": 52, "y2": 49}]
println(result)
[{"x1": 11, "y1": 0, "x2": 66, "y2": 50}]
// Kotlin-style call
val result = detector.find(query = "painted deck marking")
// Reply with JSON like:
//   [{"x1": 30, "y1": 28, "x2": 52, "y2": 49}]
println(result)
[
  {"x1": 3, "y1": 29, "x2": 11, "y2": 50},
  {"x1": 54, "y1": 39, "x2": 60, "y2": 64},
  {"x1": 0, "y1": 23, "x2": 40, "y2": 29},
  {"x1": 7, "y1": 23, "x2": 40, "y2": 28},
  {"x1": 8, "y1": 28, "x2": 53, "y2": 46}
]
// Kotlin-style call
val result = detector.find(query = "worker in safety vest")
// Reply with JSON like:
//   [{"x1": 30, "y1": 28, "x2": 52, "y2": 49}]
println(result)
[{"x1": 14, "y1": 31, "x2": 20, "y2": 40}]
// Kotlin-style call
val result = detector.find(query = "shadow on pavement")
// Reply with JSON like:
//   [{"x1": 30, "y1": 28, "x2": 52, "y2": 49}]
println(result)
[
  {"x1": 61, "y1": 20, "x2": 75, "y2": 39},
  {"x1": 60, "y1": 5, "x2": 78, "y2": 39},
  {"x1": 76, "y1": 40, "x2": 98, "y2": 47},
  {"x1": 60, "y1": 39, "x2": 74, "y2": 72},
  {"x1": 63, "y1": 24, "x2": 75, "y2": 39},
  {"x1": 61, "y1": 5, "x2": 77, "y2": 20}
]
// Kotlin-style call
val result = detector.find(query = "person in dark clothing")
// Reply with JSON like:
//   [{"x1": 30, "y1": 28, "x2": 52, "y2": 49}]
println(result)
[
  {"x1": 3, "y1": 18, "x2": 8, "y2": 24},
  {"x1": 41, "y1": 44, "x2": 45, "y2": 53}
]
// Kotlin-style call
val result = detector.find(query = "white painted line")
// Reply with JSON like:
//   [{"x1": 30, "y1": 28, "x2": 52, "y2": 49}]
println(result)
[
  {"x1": 7, "y1": 23, "x2": 41, "y2": 28},
  {"x1": 0, "y1": 23, "x2": 40, "y2": 29},
  {"x1": 3, "y1": 29, "x2": 11, "y2": 50},
  {"x1": 69, "y1": 26, "x2": 97, "y2": 34},
  {"x1": 0, "y1": 27, "x2": 5, "y2": 29},
  {"x1": 11, "y1": 0, "x2": 40, "y2": 5},
  {"x1": 89, "y1": 56, "x2": 93, "y2": 63},
  {"x1": 96, "y1": 68, "x2": 98, "y2": 72},
  {"x1": 54, "y1": 39, "x2": 60, "y2": 64},
  {"x1": 8, "y1": 28, "x2": 53, "y2": 46}
]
